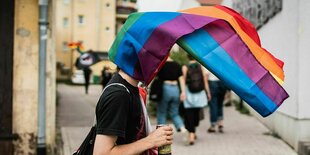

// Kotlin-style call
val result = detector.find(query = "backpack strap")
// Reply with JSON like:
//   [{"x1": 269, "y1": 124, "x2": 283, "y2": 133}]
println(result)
[
  {"x1": 93, "y1": 83, "x2": 130, "y2": 126},
  {"x1": 102, "y1": 83, "x2": 129, "y2": 94}
]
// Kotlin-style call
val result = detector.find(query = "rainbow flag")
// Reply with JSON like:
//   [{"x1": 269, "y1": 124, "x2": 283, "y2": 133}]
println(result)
[
  {"x1": 68, "y1": 42, "x2": 85, "y2": 54},
  {"x1": 108, "y1": 5, "x2": 289, "y2": 117}
]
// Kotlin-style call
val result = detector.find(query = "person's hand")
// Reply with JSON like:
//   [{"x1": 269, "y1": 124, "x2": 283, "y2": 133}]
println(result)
[
  {"x1": 144, "y1": 125, "x2": 173, "y2": 148},
  {"x1": 207, "y1": 92, "x2": 211, "y2": 102},
  {"x1": 180, "y1": 91, "x2": 186, "y2": 102}
]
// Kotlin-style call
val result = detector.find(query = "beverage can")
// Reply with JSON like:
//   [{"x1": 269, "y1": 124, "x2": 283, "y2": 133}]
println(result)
[{"x1": 156, "y1": 125, "x2": 171, "y2": 155}]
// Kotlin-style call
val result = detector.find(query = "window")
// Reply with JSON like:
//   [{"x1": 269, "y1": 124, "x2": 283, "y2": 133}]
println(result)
[
  {"x1": 62, "y1": 42, "x2": 69, "y2": 52},
  {"x1": 63, "y1": 17, "x2": 68, "y2": 28},
  {"x1": 78, "y1": 15, "x2": 85, "y2": 25}
]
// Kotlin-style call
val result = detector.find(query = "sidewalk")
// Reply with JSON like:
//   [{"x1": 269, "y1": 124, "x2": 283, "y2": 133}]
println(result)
[{"x1": 57, "y1": 83, "x2": 297, "y2": 155}]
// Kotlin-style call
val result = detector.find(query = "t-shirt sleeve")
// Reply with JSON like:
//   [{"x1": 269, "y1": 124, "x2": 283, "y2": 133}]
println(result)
[{"x1": 96, "y1": 89, "x2": 130, "y2": 138}]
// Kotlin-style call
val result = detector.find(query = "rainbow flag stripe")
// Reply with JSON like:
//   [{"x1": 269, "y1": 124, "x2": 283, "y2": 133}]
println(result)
[
  {"x1": 181, "y1": 6, "x2": 285, "y2": 84},
  {"x1": 108, "y1": 5, "x2": 289, "y2": 117}
]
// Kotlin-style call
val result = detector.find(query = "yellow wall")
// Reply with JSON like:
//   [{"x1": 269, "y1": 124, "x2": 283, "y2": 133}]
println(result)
[
  {"x1": 13, "y1": 0, "x2": 56, "y2": 154},
  {"x1": 100, "y1": 0, "x2": 116, "y2": 51},
  {"x1": 46, "y1": 0, "x2": 57, "y2": 153},
  {"x1": 13, "y1": 1, "x2": 39, "y2": 153}
]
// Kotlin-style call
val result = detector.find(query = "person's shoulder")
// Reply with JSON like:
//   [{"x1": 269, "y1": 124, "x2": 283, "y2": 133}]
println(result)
[
  {"x1": 97, "y1": 84, "x2": 130, "y2": 107},
  {"x1": 103, "y1": 83, "x2": 130, "y2": 95}
]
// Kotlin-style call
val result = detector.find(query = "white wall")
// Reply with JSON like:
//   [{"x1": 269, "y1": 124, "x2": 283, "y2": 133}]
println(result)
[
  {"x1": 297, "y1": 0, "x2": 310, "y2": 119},
  {"x1": 179, "y1": 0, "x2": 200, "y2": 10},
  {"x1": 218, "y1": 0, "x2": 310, "y2": 150},
  {"x1": 215, "y1": 0, "x2": 303, "y2": 119},
  {"x1": 231, "y1": 0, "x2": 310, "y2": 150},
  {"x1": 257, "y1": 0, "x2": 310, "y2": 119},
  {"x1": 137, "y1": 0, "x2": 182, "y2": 12},
  {"x1": 223, "y1": 0, "x2": 310, "y2": 119},
  {"x1": 257, "y1": 0, "x2": 300, "y2": 118},
  {"x1": 221, "y1": 0, "x2": 232, "y2": 7},
  {"x1": 137, "y1": 0, "x2": 201, "y2": 12}
]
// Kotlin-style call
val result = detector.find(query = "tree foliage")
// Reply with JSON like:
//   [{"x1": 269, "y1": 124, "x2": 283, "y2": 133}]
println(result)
[{"x1": 170, "y1": 48, "x2": 189, "y2": 66}]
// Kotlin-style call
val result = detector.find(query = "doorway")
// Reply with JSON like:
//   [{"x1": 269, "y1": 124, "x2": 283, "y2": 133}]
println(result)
[{"x1": 0, "y1": 0, "x2": 15, "y2": 154}]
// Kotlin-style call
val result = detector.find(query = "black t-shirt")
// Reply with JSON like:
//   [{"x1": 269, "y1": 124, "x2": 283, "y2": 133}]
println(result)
[
  {"x1": 157, "y1": 61, "x2": 182, "y2": 81},
  {"x1": 95, "y1": 73, "x2": 145, "y2": 145}
]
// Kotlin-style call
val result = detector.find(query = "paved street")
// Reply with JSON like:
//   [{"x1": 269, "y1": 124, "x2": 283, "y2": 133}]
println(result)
[{"x1": 57, "y1": 83, "x2": 297, "y2": 155}]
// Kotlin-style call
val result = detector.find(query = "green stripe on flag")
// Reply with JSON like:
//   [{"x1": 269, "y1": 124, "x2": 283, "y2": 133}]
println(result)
[{"x1": 108, "y1": 13, "x2": 144, "y2": 61}]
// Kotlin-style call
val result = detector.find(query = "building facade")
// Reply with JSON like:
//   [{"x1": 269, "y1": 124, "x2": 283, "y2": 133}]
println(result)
[
  {"x1": 0, "y1": 0, "x2": 56, "y2": 154},
  {"x1": 55, "y1": 0, "x2": 137, "y2": 81}
]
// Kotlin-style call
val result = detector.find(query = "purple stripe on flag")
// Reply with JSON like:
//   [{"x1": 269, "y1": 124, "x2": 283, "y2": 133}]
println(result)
[
  {"x1": 136, "y1": 14, "x2": 218, "y2": 82},
  {"x1": 205, "y1": 20, "x2": 288, "y2": 106},
  {"x1": 256, "y1": 73, "x2": 289, "y2": 107}
]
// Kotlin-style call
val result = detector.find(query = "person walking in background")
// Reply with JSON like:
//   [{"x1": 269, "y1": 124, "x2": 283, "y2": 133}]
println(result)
[
  {"x1": 205, "y1": 68, "x2": 227, "y2": 133},
  {"x1": 156, "y1": 55, "x2": 187, "y2": 133},
  {"x1": 83, "y1": 66, "x2": 92, "y2": 94},
  {"x1": 180, "y1": 56, "x2": 211, "y2": 145},
  {"x1": 100, "y1": 66, "x2": 112, "y2": 89}
]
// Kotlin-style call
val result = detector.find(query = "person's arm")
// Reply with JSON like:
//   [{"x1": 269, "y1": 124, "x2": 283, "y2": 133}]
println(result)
[
  {"x1": 179, "y1": 65, "x2": 187, "y2": 102},
  {"x1": 203, "y1": 67, "x2": 211, "y2": 101},
  {"x1": 93, "y1": 125, "x2": 173, "y2": 155}
]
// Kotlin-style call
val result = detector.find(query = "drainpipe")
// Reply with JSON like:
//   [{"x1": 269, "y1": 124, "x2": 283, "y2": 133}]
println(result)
[{"x1": 38, "y1": 0, "x2": 48, "y2": 154}]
